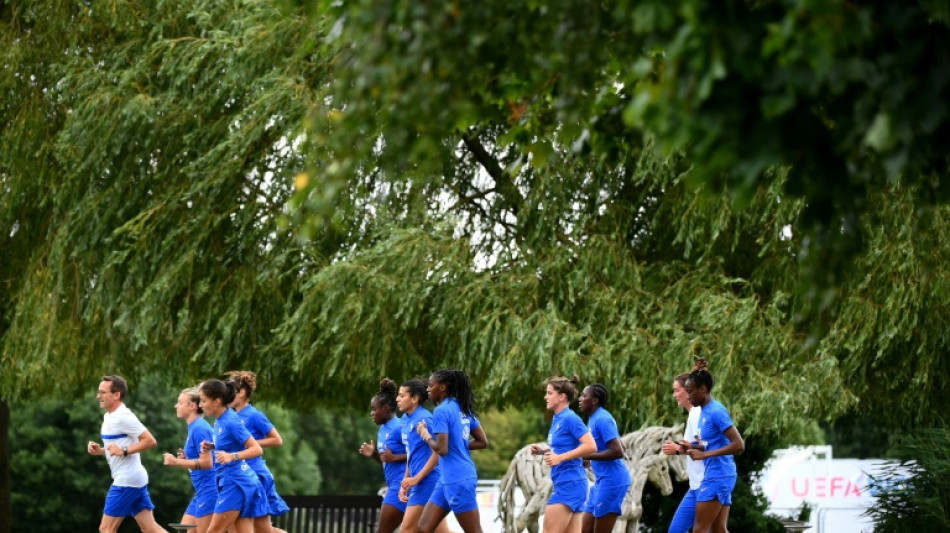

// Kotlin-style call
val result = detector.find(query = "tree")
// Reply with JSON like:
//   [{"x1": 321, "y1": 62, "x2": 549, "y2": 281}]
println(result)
[
  {"x1": 3, "y1": 0, "x2": 950, "y2": 529},
  {"x1": 0, "y1": 1, "x2": 329, "y2": 527},
  {"x1": 302, "y1": 0, "x2": 950, "y2": 296}
]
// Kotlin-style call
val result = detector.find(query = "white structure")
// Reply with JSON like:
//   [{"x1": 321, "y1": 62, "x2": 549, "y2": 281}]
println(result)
[
  {"x1": 759, "y1": 445, "x2": 903, "y2": 533},
  {"x1": 454, "y1": 446, "x2": 904, "y2": 533}
]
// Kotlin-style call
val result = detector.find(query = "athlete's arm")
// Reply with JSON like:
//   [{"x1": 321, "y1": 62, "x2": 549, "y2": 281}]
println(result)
[
  {"x1": 585, "y1": 436, "x2": 623, "y2": 461},
  {"x1": 379, "y1": 446, "x2": 407, "y2": 463},
  {"x1": 133, "y1": 430, "x2": 158, "y2": 454},
  {"x1": 468, "y1": 425, "x2": 489, "y2": 451},
  {"x1": 417, "y1": 449, "x2": 441, "y2": 480},
  {"x1": 685, "y1": 426, "x2": 744, "y2": 460},
  {"x1": 215, "y1": 436, "x2": 263, "y2": 465},
  {"x1": 547, "y1": 432, "x2": 596, "y2": 466},
  {"x1": 257, "y1": 427, "x2": 283, "y2": 449}
]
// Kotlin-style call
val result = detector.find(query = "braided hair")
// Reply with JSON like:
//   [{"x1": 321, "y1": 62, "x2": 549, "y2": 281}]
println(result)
[
  {"x1": 586, "y1": 383, "x2": 609, "y2": 409},
  {"x1": 401, "y1": 377, "x2": 429, "y2": 404},
  {"x1": 545, "y1": 375, "x2": 581, "y2": 402},
  {"x1": 375, "y1": 378, "x2": 398, "y2": 412},
  {"x1": 432, "y1": 369, "x2": 477, "y2": 417},
  {"x1": 688, "y1": 357, "x2": 714, "y2": 392}
]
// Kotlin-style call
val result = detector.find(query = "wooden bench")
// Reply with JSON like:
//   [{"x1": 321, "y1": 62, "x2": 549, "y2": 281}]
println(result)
[{"x1": 275, "y1": 495, "x2": 383, "y2": 533}]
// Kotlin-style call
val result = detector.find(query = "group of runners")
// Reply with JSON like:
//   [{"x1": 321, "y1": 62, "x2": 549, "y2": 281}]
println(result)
[
  {"x1": 88, "y1": 372, "x2": 289, "y2": 533},
  {"x1": 359, "y1": 360, "x2": 743, "y2": 533},
  {"x1": 88, "y1": 360, "x2": 742, "y2": 533}
]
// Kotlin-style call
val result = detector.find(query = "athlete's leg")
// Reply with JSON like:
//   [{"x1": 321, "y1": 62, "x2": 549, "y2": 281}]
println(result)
[
  {"x1": 711, "y1": 504, "x2": 731, "y2": 533},
  {"x1": 207, "y1": 510, "x2": 240, "y2": 533},
  {"x1": 181, "y1": 512, "x2": 211, "y2": 533},
  {"x1": 454, "y1": 508, "x2": 483, "y2": 533},
  {"x1": 579, "y1": 512, "x2": 594, "y2": 533},
  {"x1": 417, "y1": 502, "x2": 450, "y2": 533},
  {"x1": 131, "y1": 508, "x2": 169, "y2": 533},
  {"x1": 592, "y1": 513, "x2": 619, "y2": 533},
  {"x1": 692, "y1": 499, "x2": 723, "y2": 533},
  {"x1": 401, "y1": 504, "x2": 425, "y2": 533},
  {"x1": 667, "y1": 490, "x2": 697, "y2": 533},
  {"x1": 377, "y1": 503, "x2": 405, "y2": 533},
  {"x1": 542, "y1": 504, "x2": 575, "y2": 533},
  {"x1": 98, "y1": 514, "x2": 124, "y2": 533}
]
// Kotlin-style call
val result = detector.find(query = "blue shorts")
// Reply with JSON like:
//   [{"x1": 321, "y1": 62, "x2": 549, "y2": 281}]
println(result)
[
  {"x1": 408, "y1": 474, "x2": 439, "y2": 507},
  {"x1": 548, "y1": 479, "x2": 589, "y2": 512},
  {"x1": 215, "y1": 475, "x2": 268, "y2": 517},
  {"x1": 258, "y1": 472, "x2": 290, "y2": 516},
  {"x1": 584, "y1": 481, "x2": 629, "y2": 517},
  {"x1": 383, "y1": 483, "x2": 408, "y2": 512},
  {"x1": 103, "y1": 485, "x2": 155, "y2": 517},
  {"x1": 668, "y1": 488, "x2": 698, "y2": 533},
  {"x1": 186, "y1": 477, "x2": 217, "y2": 518},
  {"x1": 696, "y1": 476, "x2": 735, "y2": 506},
  {"x1": 429, "y1": 478, "x2": 478, "y2": 514}
]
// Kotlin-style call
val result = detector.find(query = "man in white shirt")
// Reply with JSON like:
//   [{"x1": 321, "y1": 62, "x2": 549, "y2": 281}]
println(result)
[{"x1": 86, "y1": 375, "x2": 168, "y2": 533}]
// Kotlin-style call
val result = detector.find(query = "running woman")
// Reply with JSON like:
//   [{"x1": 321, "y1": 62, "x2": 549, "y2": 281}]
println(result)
[
  {"x1": 199, "y1": 378, "x2": 269, "y2": 533},
  {"x1": 530, "y1": 376, "x2": 596, "y2": 533},
  {"x1": 661, "y1": 372, "x2": 706, "y2": 533},
  {"x1": 578, "y1": 383, "x2": 631, "y2": 533},
  {"x1": 359, "y1": 378, "x2": 408, "y2": 533},
  {"x1": 87, "y1": 375, "x2": 168, "y2": 533},
  {"x1": 415, "y1": 369, "x2": 489, "y2": 533},
  {"x1": 226, "y1": 370, "x2": 290, "y2": 533},
  {"x1": 683, "y1": 359, "x2": 744, "y2": 533},
  {"x1": 396, "y1": 378, "x2": 451, "y2": 533},
  {"x1": 162, "y1": 386, "x2": 216, "y2": 533}
]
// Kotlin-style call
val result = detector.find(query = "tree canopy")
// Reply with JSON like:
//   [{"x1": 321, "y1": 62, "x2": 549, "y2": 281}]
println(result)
[
  {"x1": 304, "y1": 0, "x2": 950, "y2": 297},
  {"x1": 2, "y1": 0, "x2": 948, "y2": 432},
  {"x1": 0, "y1": 0, "x2": 948, "y2": 503}
]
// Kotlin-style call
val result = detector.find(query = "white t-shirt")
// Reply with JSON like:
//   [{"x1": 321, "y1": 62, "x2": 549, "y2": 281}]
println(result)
[
  {"x1": 684, "y1": 406, "x2": 706, "y2": 490},
  {"x1": 100, "y1": 403, "x2": 149, "y2": 487}
]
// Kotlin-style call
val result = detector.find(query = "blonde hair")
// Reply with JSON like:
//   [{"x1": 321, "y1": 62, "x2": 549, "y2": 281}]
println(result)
[{"x1": 181, "y1": 386, "x2": 203, "y2": 414}]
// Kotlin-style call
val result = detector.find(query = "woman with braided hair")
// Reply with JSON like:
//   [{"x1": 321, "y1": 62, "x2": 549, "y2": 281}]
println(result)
[
  {"x1": 415, "y1": 369, "x2": 489, "y2": 533},
  {"x1": 530, "y1": 376, "x2": 597, "y2": 533},
  {"x1": 396, "y1": 378, "x2": 452, "y2": 533},
  {"x1": 578, "y1": 383, "x2": 630, "y2": 533},
  {"x1": 359, "y1": 378, "x2": 408, "y2": 533},
  {"x1": 682, "y1": 358, "x2": 744, "y2": 533},
  {"x1": 226, "y1": 371, "x2": 290, "y2": 533}
]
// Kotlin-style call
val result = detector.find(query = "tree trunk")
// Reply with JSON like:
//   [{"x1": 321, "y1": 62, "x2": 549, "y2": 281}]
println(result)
[{"x1": 0, "y1": 399, "x2": 10, "y2": 533}]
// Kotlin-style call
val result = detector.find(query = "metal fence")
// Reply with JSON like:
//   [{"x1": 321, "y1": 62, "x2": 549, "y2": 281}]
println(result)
[{"x1": 275, "y1": 495, "x2": 383, "y2": 533}]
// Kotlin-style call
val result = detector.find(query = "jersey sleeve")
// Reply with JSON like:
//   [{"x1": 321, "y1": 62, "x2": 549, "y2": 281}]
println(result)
[
  {"x1": 116, "y1": 410, "x2": 148, "y2": 438},
  {"x1": 386, "y1": 420, "x2": 406, "y2": 454},
  {"x1": 430, "y1": 405, "x2": 450, "y2": 435},
  {"x1": 569, "y1": 413, "x2": 590, "y2": 440},
  {"x1": 247, "y1": 410, "x2": 275, "y2": 439},
  {"x1": 713, "y1": 405, "x2": 735, "y2": 434},
  {"x1": 470, "y1": 415, "x2": 481, "y2": 431},
  {"x1": 231, "y1": 416, "x2": 253, "y2": 445},
  {"x1": 596, "y1": 413, "x2": 620, "y2": 443}
]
